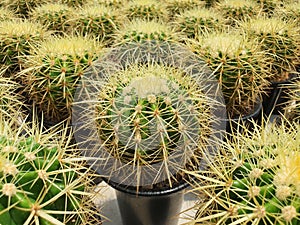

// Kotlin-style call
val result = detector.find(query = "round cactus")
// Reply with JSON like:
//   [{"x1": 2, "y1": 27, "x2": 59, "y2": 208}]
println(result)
[
  {"x1": 164, "y1": 0, "x2": 206, "y2": 19},
  {"x1": 30, "y1": 3, "x2": 74, "y2": 35},
  {"x1": 20, "y1": 36, "x2": 102, "y2": 124},
  {"x1": 189, "y1": 31, "x2": 269, "y2": 117},
  {"x1": 174, "y1": 7, "x2": 225, "y2": 39},
  {"x1": 240, "y1": 16, "x2": 300, "y2": 82},
  {"x1": 123, "y1": 0, "x2": 169, "y2": 21},
  {"x1": 69, "y1": 5, "x2": 120, "y2": 44},
  {"x1": 114, "y1": 19, "x2": 178, "y2": 44},
  {"x1": 216, "y1": 0, "x2": 260, "y2": 25},
  {"x1": 0, "y1": 121, "x2": 102, "y2": 225},
  {"x1": 1, "y1": 0, "x2": 48, "y2": 17},
  {"x1": 192, "y1": 120, "x2": 300, "y2": 225},
  {"x1": 0, "y1": 19, "x2": 49, "y2": 78}
]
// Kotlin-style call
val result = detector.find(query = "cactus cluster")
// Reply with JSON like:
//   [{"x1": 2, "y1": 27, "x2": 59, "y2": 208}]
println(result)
[
  {"x1": 114, "y1": 19, "x2": 177, "y2": 44},
  {"x1": 192, "y1": 120, "x2": 300, "y2": 225},
  {"x1": 189, "y1": 31, "x2": 269, "y2": 117},
  {"x1": 216, "y1": 0, "x2": 260, "y2": 25},
  {"x1": 240, "y1": 16, "x2": 300, "y2": 82},
  {"x1": 0, "y1": 121, "x2": 101, "y2": 225},
  {"x1": 0, "y1": 19, "x2": 49, "y2": 78},
  {"x1": 30, "y1": 3, "x2": 74, "y2": 35},
  {"x1": 20, "y1": 36, "x2": 102, "y2": 124},
  {"x1": 123, "y1": 0, "x2": 168, "y2": 21},
  {"x1": 70, "y1": 4, "x2": 120, "y2": 43},
  {"x1": 174, "y1": 7, "x2": 225, "y2": 39}
]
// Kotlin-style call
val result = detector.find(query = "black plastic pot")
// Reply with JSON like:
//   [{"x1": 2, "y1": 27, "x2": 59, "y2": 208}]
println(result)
[
  {"x1": 262, "y1": 74, "x2": 298, "y2": 116},
  {"x1": 225, "y1": 101, "x2": 263, "y2": 134},
  {"x1": 104, "y1": 179, "x2": 189, "y2": 225}
]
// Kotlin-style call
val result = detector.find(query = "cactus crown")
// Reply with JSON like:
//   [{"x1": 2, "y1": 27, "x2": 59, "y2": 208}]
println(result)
[
  {"x1": 0, "y1": 19, "x2": 46, "y2": 37},
  {"x1": 192, "y1": 120, "x2": 300, "y2": 224},
  {"x1": 115, "y1": 19, "x2": 177, "y2": 43}
]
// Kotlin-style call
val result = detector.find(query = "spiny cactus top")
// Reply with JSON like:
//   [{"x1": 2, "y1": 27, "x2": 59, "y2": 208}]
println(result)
[
  {"x1": 114, "y1": 19, "x2": 178, "y2": 44},
  {"x1": 0, "y1": 19, "x2": 49, "y2": 76},
  {"x1": 0, "y1": 123, "x2": 101, "y2": 225},
  {"x1": 240, "y1": 16, "x2": 300, "y2": 81},
  {"x1": 193, "y1": 121, "x2": 300, "y2": 225},
  {"x1": 21, "y1": 36, "x2": 102, "y2": 123},
  {"x1": 190, "y1": 31, "x2": 269, "y2": 117},
  {"x1": 164, "y1": 0, "x2": 206, "y2": 18}
]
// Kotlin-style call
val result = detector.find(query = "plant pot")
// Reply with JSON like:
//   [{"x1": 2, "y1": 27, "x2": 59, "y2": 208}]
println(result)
[
  {"x1": 224, "y1": 100, "x2": 263, "y2": 134},
  {"x1": 103, "y1": 178, "x2": 189, "y2": 225},
  {"x1": 262, "y1": 73, "x2": 299, "y2": 116}
]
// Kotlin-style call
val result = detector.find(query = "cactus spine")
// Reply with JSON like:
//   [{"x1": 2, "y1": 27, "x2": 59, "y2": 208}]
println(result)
[
  {"x1": 164, "y1": 0, "x2": 206, "y2": 19},
  {"x1": 0, "y1": 7, "x2": 16, "y2": 21},
  {"x1": 0, "y1": 121, "x2": 102, "y2": 225},
  {"x1": 20, "y1": 36, "x2": 102, "y2": 124},
  {"x1": 192, "y1": 121, "x2": 300, "y2": 225}
]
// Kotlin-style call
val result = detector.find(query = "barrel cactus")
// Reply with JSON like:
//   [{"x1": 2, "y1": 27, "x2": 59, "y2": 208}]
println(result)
[
  {"x1": 0, "y1": 7, "x2": 16, "y2": 21},
  {"x1": 0, "y1": 19, "x2": 49, "y2": 78},
  {"x1": 216, "y1": 0, "x2": 260, "y2": 25},
  {"x1": 1, "y1": 0, "x2": 48, "y2": 17},
  {"x1": 164, "y1": 0, "x2": 205, "y2": 19},
  {"x1": 189, "y1": 31, "x2": 269, "y2": 117},
  {"x1": 84, "y1": 0, "x2": 129, "y2": 8},
  {"x1": 192, "y1": 120, "x2": 300, "y2": 225},
  {"x1": 57, "y1": 0, "x2": 84, "y2": 7},
  {"x1": 0, "y1": 120, "x2": 102, "y2": 225},
  {"x1": 69, "y1": 4, "x2": 120, "y2": 44},
  {"x1": 30, "y1": 3, "x2": 74, "y2": 35},
  {"x1": 240, "y1": 16, "x2": 300, "y2": 82},
  {"x1": 256, "y1": 0, "x2": 284, "y2": 16},
  {"x1": 174, "y1": 7, "x2": 225, "y2": 39},
  {"x1": 123, "y1": 0, "x2": 168, "y2": 21},
  {"x1": 275, "y1": 1, "x2": 300, "y2": 25},
  {"x1": 20, "y1": 36, "x2": 102, "y2": 125},
  {"x1": 114, "y1": 19, "x2": 178, "y2": 44}
]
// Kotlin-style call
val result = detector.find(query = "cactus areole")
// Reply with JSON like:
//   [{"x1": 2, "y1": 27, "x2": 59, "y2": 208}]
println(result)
[{"x1": 73, "y1": 41, "x2": 226, "y2": 190}]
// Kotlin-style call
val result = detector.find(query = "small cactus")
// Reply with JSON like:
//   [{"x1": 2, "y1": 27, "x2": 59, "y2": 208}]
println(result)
[
  {"x1": 191, "y1": 120, "x2": 300, "y2": 225},
  {"x1": 0, "y1": 120, "x2": 102, "y2": 225},
  {"x1": 0, "y1": 19, "x2": 49, "y2": 78},
  {"x1": 189, "y1": 31, "x2": 269, "y2": 117},
  {"x1": 123, "y1": 0, "x2": 169, "y2": 21},
  {"x1": 174, "y1": 7, "x2": 225, "y2": 39},
  {"x1": 114, "y1": 19, "x2": 178, "y2": 44},
  {"x1": 1, "y1": 0, "x2": 48, "y2": 17},
  {"x1": 216, "y1": 0, "x2": 260, "y2": 25},
  {"x1": 69, "y1": 4, "x2": 120, "y2": 44},
  {"x1": 30, "y1": 3, "x2": 74, "y2": 35},
  {"x1": 20, "y1": 35, "x2": 102, "y2": 124},
  {"x1": 240, "y1": 16, "x2": 300, "y2": 82}
]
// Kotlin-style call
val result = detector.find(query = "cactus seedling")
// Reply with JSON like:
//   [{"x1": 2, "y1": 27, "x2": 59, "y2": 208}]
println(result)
[
  {"x1": 0, "y1": 19, "x2": 49, "y2": 78},
  {"x1": 189, "y1": 31, "x2": 269, "y2": 117},
  {"x1": 20, "y1": 35, "x2": 102, "y2": 124},
  {"x1": 191, "y1": 120, "x2": 300, "y2": 225},
  {"x1": 174, "y1": 7, "x2": 225, "y2": 39},
  {"x1": 114, "y1": 19, "x2": 178, "y2": 44},
  {"x1": 216, "y1": 0, "x2": 260, "y2": 25},
  {"x1": 70, "y1": 5, "x2": 120, "y2": 44},
  {"x1": 30, "y1": 3, "x2": 74, "y2": 35},
  {"x1": 0, "y1": 119, "x2": 102, "y2": 225},
  {"x1": 240, "y1": 16, "x2": 300, "y2": 82},
  {"x1": 123, "y1": 0, "x2": 169, "y2": 21}
]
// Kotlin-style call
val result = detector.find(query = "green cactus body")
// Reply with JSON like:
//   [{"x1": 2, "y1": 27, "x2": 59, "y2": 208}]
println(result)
[
  {"x1": 1, "y1": 0, "x2": 48, "y2": 17},
  {"x1": 164, "y1": 0, "x2": 206, "y2": 19},
  {"x1": 70, "y1": 5, "x2": 120, "y2": 44},
  {"x1": 0, "y1": 19, "x2": 49, "y2": 77},
  {"x1": 114, "y1": 19, "x2": 177, "y2": 44},
  {"x1": 191, "y1": 31, "x2": 268, "y2": 117},
  {"x1": 123, "y1": 0, "x2": 168, "y2": 21},
  {"x1": 193, "y1": 122, "x2": 300, "y2": 225},
  {"x1": 30, "y1": 3, "x2": 74, "y2": 35},
  {"x1": 95, "y1": 63, "x2": 210, "y2": 170},
  {"x1": 21, "y1": 36, "x2": 102, "y2": 123},
  {"x1": 216, "y1": 0, "x2": 260, "y2": 25},
  {"x1": 174, "y1": 7, "x2": 225, "y2": 38},
  {"x1": 240, "y1": 17, "x2": 300, "y2": 82},
  {"x1": 0, "y1": 128, "x2": 101, "y2": 225}
]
